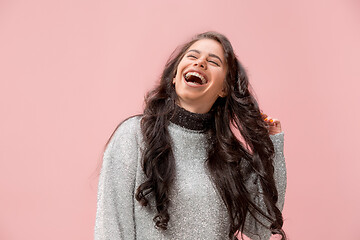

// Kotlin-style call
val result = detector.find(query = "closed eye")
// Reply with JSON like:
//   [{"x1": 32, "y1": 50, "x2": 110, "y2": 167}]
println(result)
[
  {"x1": 187, "y1": 54, "x2": 220, "y2": 66},
  {"x1": 209, "y1": 60, "x2": 220, "y2": 66}
]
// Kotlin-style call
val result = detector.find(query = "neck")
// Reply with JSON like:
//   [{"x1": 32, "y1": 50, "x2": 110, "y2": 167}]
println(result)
[
  {"x1": 169, "y1": 104, "x2": 214, "y2": 131},
  {"x1": 178, "y1": 104, "x2": 211, "y2": 114},
  {"x1": 176, "y1": 100, "x2": 213, "y2": 114}
]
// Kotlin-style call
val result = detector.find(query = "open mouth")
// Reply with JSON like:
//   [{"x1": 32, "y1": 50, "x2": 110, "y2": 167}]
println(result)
[{"x1": 183, "y1": 72, "x2": 207, "y2": 86}]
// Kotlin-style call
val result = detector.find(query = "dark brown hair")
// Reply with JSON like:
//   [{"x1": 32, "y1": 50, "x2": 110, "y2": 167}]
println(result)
[{"x1": 111, "y1": 31, "x2": 286, "y2": 239}]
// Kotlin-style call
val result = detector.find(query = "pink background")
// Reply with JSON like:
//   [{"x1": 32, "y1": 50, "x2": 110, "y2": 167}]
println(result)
[{"x1": 1, "y1": 0, "x2": 359, "y2": 239}]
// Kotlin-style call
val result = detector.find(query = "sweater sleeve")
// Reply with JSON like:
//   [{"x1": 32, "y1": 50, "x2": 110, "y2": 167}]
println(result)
[
  {"x1": 94, "y1": 117, "x2": 140, "y2": 240},
  {"x1": 241, "y1": 132, "x2": 287, "y2": 240}
]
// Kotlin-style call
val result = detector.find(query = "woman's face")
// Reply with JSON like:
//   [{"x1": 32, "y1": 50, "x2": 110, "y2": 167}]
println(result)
[{"x1": 172, "y1": 38, "x2": 228, "y2": 114}]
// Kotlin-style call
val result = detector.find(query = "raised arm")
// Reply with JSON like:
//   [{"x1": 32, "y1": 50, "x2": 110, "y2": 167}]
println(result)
[
  {"x1": 94, "y1": 117, "x2": 140, "y2": 240},
  {"x1": 269, "y1": 132, "x2": 287, "y2": 211},
  {"x1": 241, "y1": 132, "x2": 287, "y2": 240},
  {"x1": 261, "y1": 113, "x2": 287, "y2": 210}
]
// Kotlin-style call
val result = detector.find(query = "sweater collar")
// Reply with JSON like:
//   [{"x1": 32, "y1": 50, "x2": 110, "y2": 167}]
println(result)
[{"x1": 169, "y1": 104, "x2": 214, "y2": 132}]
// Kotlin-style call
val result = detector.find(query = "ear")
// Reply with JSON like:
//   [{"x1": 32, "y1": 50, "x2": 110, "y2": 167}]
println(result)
[{"x1": 219, "y1": 87, "x2": 227, "y2": 98}]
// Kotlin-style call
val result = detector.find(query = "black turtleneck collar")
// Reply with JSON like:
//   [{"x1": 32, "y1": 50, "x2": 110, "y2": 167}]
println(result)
[{"x1": 169, "y1": 104, "x2": 214, "y2": 132}]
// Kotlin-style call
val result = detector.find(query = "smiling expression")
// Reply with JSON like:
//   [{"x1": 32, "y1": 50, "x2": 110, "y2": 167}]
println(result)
[{"x1": 172, "y1": 38, "x2": 228, "y2": 114}]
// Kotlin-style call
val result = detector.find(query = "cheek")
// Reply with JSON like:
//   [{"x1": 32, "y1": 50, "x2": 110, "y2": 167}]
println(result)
[
  {"x1": 174, "y1": 64, "x2": 185, "y2": 82},
  {"x1": 214, "y1": 72, "x2": 226, "y2": 85},
  {"x1": 173, "y1": 70, "x2": 181, "y2": 84},
  {"x1": 213, "y1": 75, "x2": 227, "y2": 93}
]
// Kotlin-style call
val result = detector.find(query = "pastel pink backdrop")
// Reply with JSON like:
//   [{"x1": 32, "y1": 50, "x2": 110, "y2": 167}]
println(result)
[{"x1": 1, "y1": 0, "x2": 359, "y2": 239}]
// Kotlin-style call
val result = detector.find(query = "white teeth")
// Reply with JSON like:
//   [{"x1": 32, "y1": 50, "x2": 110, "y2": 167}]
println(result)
[{"x1": 185, "y1": 72, "x2": 206, "y2": 84}]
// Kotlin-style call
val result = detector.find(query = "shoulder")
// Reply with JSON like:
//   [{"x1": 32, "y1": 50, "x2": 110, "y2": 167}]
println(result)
[
  {"x1": 101, "y1": 115, "x2": 143, "y2": 173},
  {"x1": 111, "y1": 115, "x2": 142, "y2": 139},
  {"x1": 104, "y1": 115, "x2": 143, "y2": 157},
  {"x1": 114, "y1": 115, "x2": 142, "y2": 135}
]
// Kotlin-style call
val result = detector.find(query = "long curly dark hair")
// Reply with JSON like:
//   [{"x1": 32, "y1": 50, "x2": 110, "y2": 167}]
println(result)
[{"x1": 117, "y1": 31, "x2": 285, "y2": 239}]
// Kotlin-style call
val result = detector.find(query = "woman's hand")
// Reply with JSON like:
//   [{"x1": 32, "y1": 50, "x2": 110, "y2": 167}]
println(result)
[{"x1": 260, "y1": 112, "x2": 282, "y2": 135}]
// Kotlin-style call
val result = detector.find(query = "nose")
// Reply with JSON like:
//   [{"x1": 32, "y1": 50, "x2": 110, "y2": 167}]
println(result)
[{"x1": 193, "y1": 57, "x2": 207, "y2": 69}]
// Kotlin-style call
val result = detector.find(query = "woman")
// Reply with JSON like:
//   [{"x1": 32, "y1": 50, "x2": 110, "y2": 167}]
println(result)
[{"x1": 95, "y1": 31, "x2": 287, "y2": 240}]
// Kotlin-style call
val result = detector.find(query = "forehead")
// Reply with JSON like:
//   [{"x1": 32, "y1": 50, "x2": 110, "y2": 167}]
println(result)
[{"x1": 187, "y1": 39, "x2": 225, "y2": 60}]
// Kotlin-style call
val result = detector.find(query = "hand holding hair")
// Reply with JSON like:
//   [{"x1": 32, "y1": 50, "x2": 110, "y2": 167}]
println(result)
[{"x1": 261, "y1": 112, "x2": 282, "y2": 135}]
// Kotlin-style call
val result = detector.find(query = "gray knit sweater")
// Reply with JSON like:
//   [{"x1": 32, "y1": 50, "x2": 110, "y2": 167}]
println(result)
[{"x1": 94, "y1": 114, "x2": 286, "y2": 240}]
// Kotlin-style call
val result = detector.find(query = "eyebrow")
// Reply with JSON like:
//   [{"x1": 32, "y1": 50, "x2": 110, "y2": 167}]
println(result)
[{"x1": 187, "y1": 49, "x2": 223, "y2": 64}]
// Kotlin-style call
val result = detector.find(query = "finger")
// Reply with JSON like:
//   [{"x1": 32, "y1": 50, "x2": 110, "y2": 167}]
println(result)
[
  {"x1": 269, "y1": 119, "x2": 276, "y2": 126},
  {"x1": 269, "y1": 117, "x2": 274, "y2": 124},
  {"x1": 264, "y1": 116, "x2": 272, "y2": 122},
  {"x1": 270, "y1": 118, "x2": 281, "y2": 128},
  {"x1": 266, "y1": 116, "x2": 278, "y2": 126},
  {"x1": 272, "y1": 118, "x2": 280, "y2": 123},
  {"x1": 272, "y1": 118, "x2": 281, "y2": 126}
]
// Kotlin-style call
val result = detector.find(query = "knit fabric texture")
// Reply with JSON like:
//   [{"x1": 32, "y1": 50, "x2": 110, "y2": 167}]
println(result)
[{"x1": 95, "y1": 111, "x2": 286, "y2": 240}]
